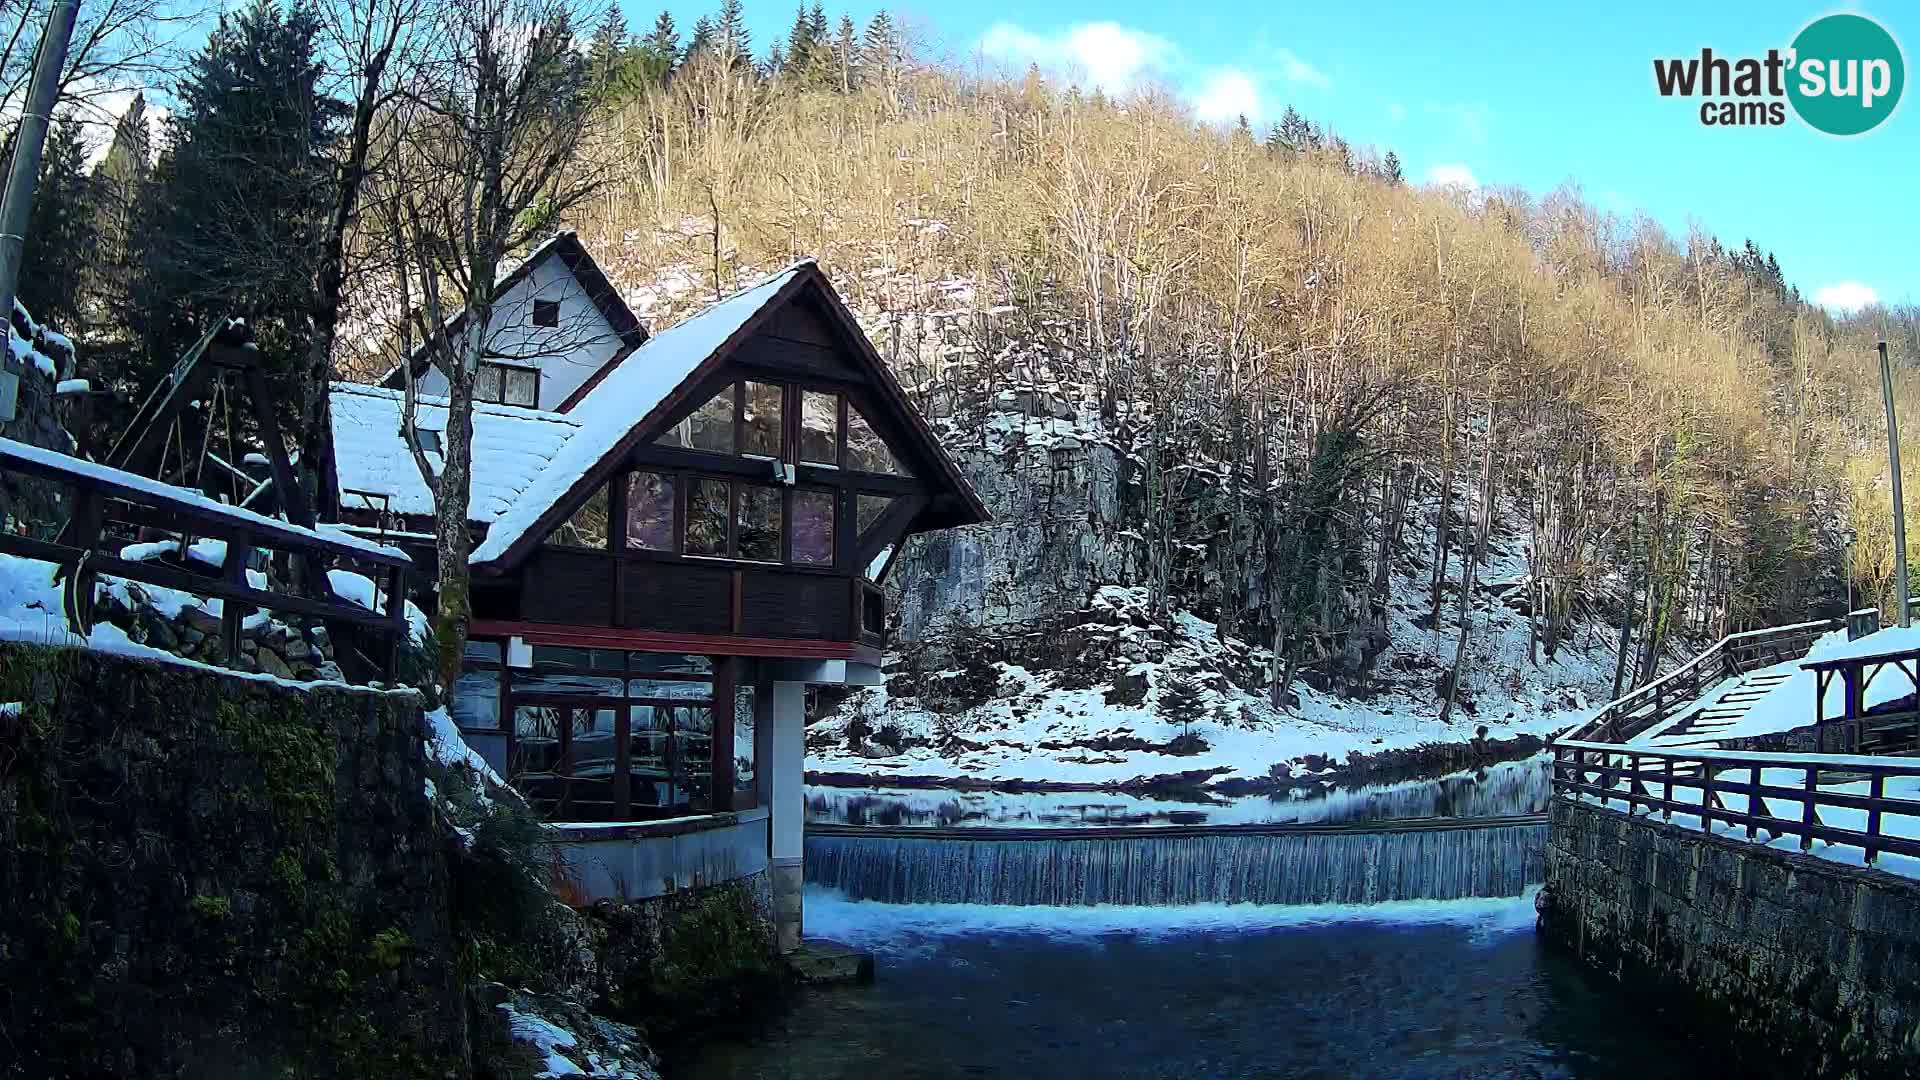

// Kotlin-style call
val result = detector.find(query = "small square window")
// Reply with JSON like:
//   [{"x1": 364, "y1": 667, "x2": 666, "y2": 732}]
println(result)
[{"x1": 532, "y1": 299, "x2": 560, "y2": 327}]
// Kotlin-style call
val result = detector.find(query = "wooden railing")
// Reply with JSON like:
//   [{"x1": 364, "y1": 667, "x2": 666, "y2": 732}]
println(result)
[
  {"x1": 1553, "y1": 739, "x2": 1920, "y2": 866},
  {"x1": 0, "y1": 437, "x2": 413, "y2": 682},
  {"x1": 1566, "y1": 618, "x2": 1842, "y2": 744}
]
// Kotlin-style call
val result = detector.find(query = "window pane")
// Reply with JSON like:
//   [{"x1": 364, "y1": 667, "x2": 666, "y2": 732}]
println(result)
[
  {"x1": 734, "y1": 684, "x2": 756, "y2": 804},
  {"x1": 736, "y1": 484, "x2": 782, "y2": 561},
  {"x1": 530, "y1": 645, "x2": 625, "y2": 672},
  {"x1": 630, "y1": 652, "x2": 713, "y2": 675},
  {"x1": 629, "y1": 705, "x2": 672, "y2": 809},
  {"x1": 846, "y1": 406, "x2": 910, "y2": 475},
  {"x1": 571, "y1": 708, "x2": 618, "y2": 777},
  {"x1": 800, "y1": 391, "x2": 838, "y2": 466},
  {"x1": 685, "y1": 477, "x2": 730, "y2": 555},
  {"x1": 452, "y1": 668, "x2": 501, "y2": 729},
  {"x1": 654, "y1": 384, "x2": 736, "y2": 452},
  {"x1": 673, "y1": 705, "x2": 714, "y2": 813},
  {"x1": 856, "y1": 493, "x2": 895, "y2": 539},
  {"x1": 463, "y1": 639, "x2": 504, "y2": 664},
  {"x1": 532, "y1": 299, "x2": 560, "y2": 327},
  {"x1": 475, "y1": 364, "x2": 503, "y2": 404},
  {"x1": 512, "y1": 670, "x2": 624, "y2": 695},
  {"x1": 691, "y1": 384, "x2": 736, "y2": 452},
  {"x1": 512, "y1": 705, "x2": 564, "y2": 775},
  {"x1": 743, "y1": 381, "x2": 783, "y2": 458},
  {"x1": 793, "y1": 490, "x2": 834, "y2": 566},
  {"x1": 629, "y1": 678, "x2": 713, "y2": 700},
  {"x1": 504, "y1": 368, "x2": 537, "y2": 407},
  {"x1": 626, "y1": 471, "x2": 675, "y2": 551},
  {"x1": 548, "y1": 482, "x2": 609, "y2": 548}
]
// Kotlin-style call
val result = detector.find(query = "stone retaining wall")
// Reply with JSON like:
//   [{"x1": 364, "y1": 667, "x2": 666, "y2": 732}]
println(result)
[
  {"x1": 0, "y1": 641, "x2": 465, "y2": 1079},
  {"x1": 1542, "y1": 797, "x2": 1920, "y2": 1079}
]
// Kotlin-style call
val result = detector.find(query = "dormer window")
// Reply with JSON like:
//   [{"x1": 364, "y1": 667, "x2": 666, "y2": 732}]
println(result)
[
  {"x1": 476, "y1": 361, "x2": 537, "y2": 408},
  {"x1": 532, "y1": 299, "x2": 560, "y2": 327}
]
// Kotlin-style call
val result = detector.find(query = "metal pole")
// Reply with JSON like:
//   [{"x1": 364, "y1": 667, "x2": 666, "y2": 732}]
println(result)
[
  {"x1": 0, "y1": 0, "x2": 81, "y2": 418},
  {"x1": 1881, "y1": 340, "x2": 1910, "y2": 628}
]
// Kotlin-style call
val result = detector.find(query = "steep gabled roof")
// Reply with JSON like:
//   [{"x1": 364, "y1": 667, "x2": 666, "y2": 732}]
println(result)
[
  {"x1": 468, "y1": 259, "x2": 989, "y2": 570},
  {"x1": 378, "y1": 231, "x2": 647, "y2": 390}
]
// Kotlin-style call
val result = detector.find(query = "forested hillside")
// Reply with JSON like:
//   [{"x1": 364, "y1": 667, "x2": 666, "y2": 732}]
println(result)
[{"x1": 29, "y1": 0, "x2": 1920, "y2": 773}]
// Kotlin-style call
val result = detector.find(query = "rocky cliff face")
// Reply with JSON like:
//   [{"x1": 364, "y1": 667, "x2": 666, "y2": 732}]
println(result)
[{"x1": 893, "y1": 415, "x2": 1131, "y2": 643}]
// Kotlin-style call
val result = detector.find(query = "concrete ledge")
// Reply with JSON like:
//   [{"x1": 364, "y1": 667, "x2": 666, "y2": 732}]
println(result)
[
  {"x1": 786, "y1": 939, "x2": 875, "y2": 985},
  {"x1": 548, "y1": 808, "x2": 771, "y2": 902}
]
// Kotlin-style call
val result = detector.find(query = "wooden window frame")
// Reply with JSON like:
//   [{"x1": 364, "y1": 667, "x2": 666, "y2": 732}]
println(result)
[{"x1": 475, "y1": 360, "x2": 539, "y2": 408}]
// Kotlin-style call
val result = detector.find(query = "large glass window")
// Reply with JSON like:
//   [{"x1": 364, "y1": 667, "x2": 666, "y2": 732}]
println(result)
[
  {"x1": 626, "y1": 471, "x2": 675, "y2": 551},
  {"x1": 656, "y1": 383, "x2": 737, "y2": 452},
  {"x1": 478, "y1": 648, "x2": 727, "y2": 822},
  {"x1": 548, "y1": 483, "x2": 610, "y2": 548},
  {"x1": 736, "y1": 484, "x2": 782, "y2": 561},
  {"x1": 743, "y1": 381, "x2": 783, "y2": 458},
  {"x1": 734, "y1": 683, "x2": 756, "y2": 807},
  {"x1": 792, "y1": 490, "x2": 834, "y2": 566},
  {"x1": 685, "y1": 477, "x2": 730, "y2": 556},
  {"x1": 800, "y1": 391, "x2": 838, "y2": 466},
  {"x1": 847, "y1": 406, "x2": 911, "y2": 476}
]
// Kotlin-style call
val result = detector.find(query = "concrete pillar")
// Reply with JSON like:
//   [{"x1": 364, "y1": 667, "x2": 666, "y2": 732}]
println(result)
[{"x1": 767, "y1": 680, "x2": 806, "y2": 952}]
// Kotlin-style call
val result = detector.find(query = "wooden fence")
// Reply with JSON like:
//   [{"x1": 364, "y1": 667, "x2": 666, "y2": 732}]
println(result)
[
  {"x1": 1553, "y1": 738, "x2": 1920, "y2": 865},
  {"x1": 0, "y1": 437, "x2": 413, "y2": 682}
]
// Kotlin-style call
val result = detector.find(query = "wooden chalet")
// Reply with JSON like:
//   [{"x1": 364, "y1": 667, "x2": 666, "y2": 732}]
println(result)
[{"x1": 329, "y1": 242, "x2": 987, "y2": 946}]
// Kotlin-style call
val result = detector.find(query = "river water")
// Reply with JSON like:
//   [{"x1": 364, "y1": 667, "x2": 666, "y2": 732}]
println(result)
[{"x1": 676, "y1": 889, "x2": 1714, "y2": 1080}]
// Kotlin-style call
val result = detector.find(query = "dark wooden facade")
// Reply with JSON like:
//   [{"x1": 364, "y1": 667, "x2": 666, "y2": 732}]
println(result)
[{"x1": 469, "y1": 281, "x2": 980, "y2": 658}]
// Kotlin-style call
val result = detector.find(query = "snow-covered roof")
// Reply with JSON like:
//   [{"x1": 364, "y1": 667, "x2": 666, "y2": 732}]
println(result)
[
  {"x1": 329, "y1": 382, "x2": 579, "y2": 524},
  {"x1": 468, "y1": 260, "x2": 813, "y2": 564}
]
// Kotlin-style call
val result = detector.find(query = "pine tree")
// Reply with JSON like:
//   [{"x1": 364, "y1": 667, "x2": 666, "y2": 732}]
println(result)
[
  {"x1": 782, "y1": 1, "x2": 815, "y2": 72},
  {"x1": 88, "y1": 94, "x2": 151, "y2": 323},
  {"x1": 1381, "y1": 150, "x2": 1403, "y2": 184},
  {"x1": 1157, "y1": 675, "x2": 1207, "y2": 740},
  {"x1": 1275, "y1": 106, "x2": 1312, "y2": 155},
  {"x1": 715, "y1": 0, "x2": 750, "y2": 57},
  {"x1": 684, "y1": 15, "x2": 715, "y2": 62},
  {"x1": 588, "y1": 6, "x2": 628, "y2": 86},
  {"x1": 861, "y1": 10, "x2": 898, "y2": 73},
  {"x1": 13, "y1": 118, "x2": 98, "y2": 331},
  {"x1": 120, "y1": 0, "x2": 344, "y2": 411},
  {"x1": 638, "y1": 10, "x2": 680, "y2": 83}
]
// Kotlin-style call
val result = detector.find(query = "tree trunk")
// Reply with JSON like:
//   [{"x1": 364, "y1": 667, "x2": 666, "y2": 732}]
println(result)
[{"x1": 1438, "y1": 410, "x2": 1496, "y2": 726}]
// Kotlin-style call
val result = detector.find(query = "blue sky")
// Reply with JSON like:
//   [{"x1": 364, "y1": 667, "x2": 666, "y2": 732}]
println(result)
[{"x1": 642, "y1": 0, "x2": 1917, "y2": 312}]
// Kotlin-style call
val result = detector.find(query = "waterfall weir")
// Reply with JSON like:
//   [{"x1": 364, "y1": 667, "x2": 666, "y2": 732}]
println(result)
[{"x1": 805, "y1": 817, "x2": 1546, "y2": 906}]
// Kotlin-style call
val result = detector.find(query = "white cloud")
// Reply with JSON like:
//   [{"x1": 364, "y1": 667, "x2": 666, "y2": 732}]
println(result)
[
  {"x1": 1813, "y1": 281, "x2": 1880, "y2": 313},
  {"x1": 1274, "y1": 48, "x2": 1331, "y2": 90},
  {"x1": 980, "y1": 21, "x2": 1176, "y2": 97},
  {"x1": 1425, "y1": 163, "x2": 1479, "y2": 189},
  {"x1": 1194, "y1": 69, "x2": 1261, "y2": 124}
]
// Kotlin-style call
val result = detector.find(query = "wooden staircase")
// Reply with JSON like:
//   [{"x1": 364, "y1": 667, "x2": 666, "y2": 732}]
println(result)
[{"x1": 1647, "y1": 668, "x2": 1799, "y2": 748}]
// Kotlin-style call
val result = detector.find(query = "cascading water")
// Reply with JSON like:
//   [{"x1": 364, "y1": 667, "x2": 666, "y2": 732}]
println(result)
[{"x1": 805, "y1": 821, "x2": 1545, "y2": 906}]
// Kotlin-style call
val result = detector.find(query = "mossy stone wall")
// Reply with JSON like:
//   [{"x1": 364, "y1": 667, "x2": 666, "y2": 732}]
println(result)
[{"x1": 0, "y1": 643, "x2": 467, "y2": 1079}]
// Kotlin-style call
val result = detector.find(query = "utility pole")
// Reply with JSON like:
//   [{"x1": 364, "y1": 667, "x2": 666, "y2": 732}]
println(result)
[
  {"x1": 0, "y1": 0, "x2": 81, "y2": 422},
  {"x1": 1880, "y1": 340, "x2": 1910, "y2": 627}
]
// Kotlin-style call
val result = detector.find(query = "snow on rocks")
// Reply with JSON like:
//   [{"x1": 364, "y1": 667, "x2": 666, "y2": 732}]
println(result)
[{"x1": 490, "y1": 988, "x2": 661, "y2": 1080}]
